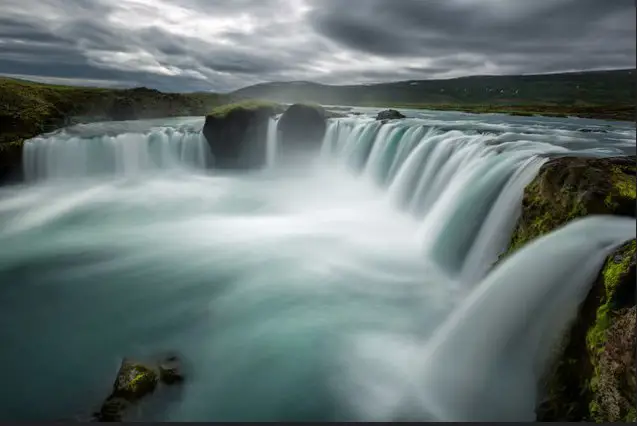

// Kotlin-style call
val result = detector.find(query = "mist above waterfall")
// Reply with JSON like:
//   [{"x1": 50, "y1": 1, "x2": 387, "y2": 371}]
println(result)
[{"x1": 0, "y1": 108, "x2": 634, "y2": 421}]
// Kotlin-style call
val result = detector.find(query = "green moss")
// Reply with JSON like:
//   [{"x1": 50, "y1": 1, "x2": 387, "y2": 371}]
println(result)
[
  {"x1": 586, "y1": 240, "x2": 635, "y2": 355},
  {"x1": 1, "y1": 76, "x2": 225, "y2": 146},
  {"x1": 208, "y1": 100, "x2": 280, "y2": 119},
  {"x1": 114, "y1": 361, "x2": 158, "y2": 400}
]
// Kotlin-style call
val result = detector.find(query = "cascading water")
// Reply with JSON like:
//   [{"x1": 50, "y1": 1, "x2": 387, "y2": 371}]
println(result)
[
  {"x1": 22, "y1": 121, "x2": 211, "y2": 181},
  {"x1": 0, "y1": 110, "x2": 634, "y2": 421}
]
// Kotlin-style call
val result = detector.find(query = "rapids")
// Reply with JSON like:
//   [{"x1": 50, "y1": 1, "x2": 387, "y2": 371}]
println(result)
[{"x1": 0, "y1": 109, "x2": 634, "y2": 421}]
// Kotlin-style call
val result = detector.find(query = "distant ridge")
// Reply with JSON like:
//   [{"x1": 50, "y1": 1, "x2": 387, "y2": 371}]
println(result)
[{"x1": 230, "y1": 68, "x2": 635, "y2": 106}]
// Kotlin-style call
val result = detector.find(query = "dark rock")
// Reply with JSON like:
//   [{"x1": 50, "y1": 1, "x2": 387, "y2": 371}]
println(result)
[
  {"x1": 277, "y1": 103, "x2": 327, "y2": 154},
  {"x1": 0, "y1": 142, "x2": 24, "y2": 184},
  {"x1": 202, "y1": 102, "x2": 279, "y2": 169},
  {"x1": 159, "y1": 355, "x2": 185, "y2": 385},
  {"x1": 376, "y1": 109, "x2": 406, "y2": 120},
  {"x1": 578, "y1": 128, "x2": 608, "y2": 133},
  {"x1": 325, "y1": 110, "x2": 347, "y2": 119},
  {"x1": 93, "y1": 355, "x2": 185, "y2": 422}
]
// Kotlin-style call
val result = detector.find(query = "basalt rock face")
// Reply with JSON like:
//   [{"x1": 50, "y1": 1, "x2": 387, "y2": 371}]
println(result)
[
  {"x1": 376, "y1": 109, "x2": 406, "y2": 121},
  {"x1": 277, "y1": 103, "x2": 327, "y2": 155},
  {"x1": 0, "y1": 143, "x2": 24, "y2": 184},
  {"x1": 501, "y1": 155, "x2": 636, "y2": 422},
  {"x1": 202, "y1": 103, "x2": 280, "y2": 170}
]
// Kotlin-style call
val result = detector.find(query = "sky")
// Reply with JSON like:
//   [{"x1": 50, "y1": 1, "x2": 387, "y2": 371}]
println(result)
[{"x1": 0, "y1": 0, "x2": 635, "y2": 92}]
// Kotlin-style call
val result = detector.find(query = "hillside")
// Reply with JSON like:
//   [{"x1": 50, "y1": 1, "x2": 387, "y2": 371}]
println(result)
[
  {"x1": 230, "y1": 69, "x2": 635, "y2": 121},
  {"x1": 0, "y1": 77, "x2": 225, "y2": 146}
]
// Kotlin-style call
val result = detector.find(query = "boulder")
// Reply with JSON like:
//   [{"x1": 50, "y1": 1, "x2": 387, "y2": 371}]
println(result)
[
  {"x1": 93, "y1": 354, "x2": 185, "y2": 422},
  {"x1": 499, "y1": 155, "x2": 636, "y2": 422},
  {"x1": 376, "y1": 109, "x2": 406, "y2": 121},
  {"x1": 0, "y1": 142, "x2": 24, "y2": 184},
  {"x1": 202, "y1": 101, "x2": 281, "y2": 169},
  {"x1": 277, "y1": 103, "x2": 327, "y2": 154}
]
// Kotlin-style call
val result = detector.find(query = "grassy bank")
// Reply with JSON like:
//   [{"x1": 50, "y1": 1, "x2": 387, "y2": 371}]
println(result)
[
  {"x1": 355, "y1": 102, "x2": 635, "y2": 122},
  {"x1": 0, "y1": 77, "x2": 225, "y2": 146}
]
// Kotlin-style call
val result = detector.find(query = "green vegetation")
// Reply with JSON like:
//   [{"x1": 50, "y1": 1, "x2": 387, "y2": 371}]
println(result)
[
  {"x1": 503, "y1": 156, "x2": 636, "y2": 422},
  {"x1": 207, "y1": 99, "x2": 281, "y2": 119},
  {"x1": 0, "y1": 77, "x2": 225, "y2": 146},
  {"x1": 232, "y1": 69, "x2": 635, "y2": 122},
  {"x1": 587, "y1": 241, "x2": 636, "y2": 423},
  {"x1": 114, "y1": 361, "x2": 158, "y2": 400},
  {"x1": 505, "y1": 156, "x2": 636, "y2": 256}
]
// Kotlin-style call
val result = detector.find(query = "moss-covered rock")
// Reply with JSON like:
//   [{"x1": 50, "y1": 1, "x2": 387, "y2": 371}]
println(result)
[
  {"x1": 506, "y1": 155, "x2": 635, "y2": 256},
  {"x1": 93, "y1": 355, "x2": 185, "y2": 422},
  {"x1": 277, "y1": 103, "x2": 327, "y2": 155},
  {"x1": 202, "y1": 100, "x2": 283, "y2": 169},
  {"x1": 501, "y1": 155, "x2": 636, "y2": 422}
]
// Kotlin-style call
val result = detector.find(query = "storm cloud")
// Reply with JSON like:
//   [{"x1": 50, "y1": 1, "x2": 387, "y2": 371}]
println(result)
[{"x1": 0, "y1": 0, "x2": 634, "y2": 92}]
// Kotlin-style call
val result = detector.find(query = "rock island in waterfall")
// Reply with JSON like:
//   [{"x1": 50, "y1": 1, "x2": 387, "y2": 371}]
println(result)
[{"x1": 0, "y1": 0, "x2": 635, "y2": 422}]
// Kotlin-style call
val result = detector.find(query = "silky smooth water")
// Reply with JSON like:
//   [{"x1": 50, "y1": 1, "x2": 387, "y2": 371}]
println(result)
[{"x1": 0, "y1": 110, "x2": 634, "y2": 421}]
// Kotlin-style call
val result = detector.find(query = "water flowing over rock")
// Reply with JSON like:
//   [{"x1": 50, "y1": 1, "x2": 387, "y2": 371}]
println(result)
[
  {"x1": 0, "y1": 111, "x2": 635, "y2": 422},
  {"x1": 277, "y1": 103, "x2": 327, "y2": 155},
  {"x1": 202, "y1": 102, "x2": 280, "y2": 169},
  {"x1": 376, "y1": 109, "x2": 406, "y2": 120},
  {"x1": 500, "y1": 155, "x2": 636, "y2": 422}
]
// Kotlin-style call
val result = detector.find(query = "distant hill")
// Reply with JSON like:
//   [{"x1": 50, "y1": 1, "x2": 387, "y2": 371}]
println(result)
[{"x1": 230, "y1": 69, "x2": 635, "y2": 107}]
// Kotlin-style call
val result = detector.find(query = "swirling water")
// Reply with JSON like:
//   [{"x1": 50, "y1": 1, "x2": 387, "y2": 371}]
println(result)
[{"x1": 0, "y1": 110, "x2": 634, "y2": 421}]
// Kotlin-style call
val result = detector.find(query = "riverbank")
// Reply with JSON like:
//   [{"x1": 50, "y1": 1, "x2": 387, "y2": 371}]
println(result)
[{"x1": 359, "y1": 103, "x2": 635, "y2": 122}]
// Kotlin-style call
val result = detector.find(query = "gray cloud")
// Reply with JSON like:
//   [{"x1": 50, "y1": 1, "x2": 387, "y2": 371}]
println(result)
[{"x1": 0, "y1": 0, "x2": 634, "y2": 92}]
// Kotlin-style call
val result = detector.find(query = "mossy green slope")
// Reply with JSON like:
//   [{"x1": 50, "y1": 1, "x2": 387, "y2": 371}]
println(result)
[
  {"x1": 207, "y1": 100, "x2": 283, "y2": 119},
  {"x1": 503, "y1": 155, "x2": 636, "y2": 422},
  {"x1": 0, "y1": 77, "x2": 225, "y2": 146}
]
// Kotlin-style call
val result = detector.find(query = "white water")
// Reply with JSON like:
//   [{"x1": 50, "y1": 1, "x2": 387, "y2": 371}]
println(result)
[{"x1": 0, "y1": 111, "x2": 634, "y2": 421}]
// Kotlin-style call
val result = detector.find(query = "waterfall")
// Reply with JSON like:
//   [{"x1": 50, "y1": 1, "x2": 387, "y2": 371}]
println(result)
[
  {"x1": 4, "y1": 113, "x2": 634, "y2": 422},
  {"x1": 265, "y1": 117, "x2": 279, "y2": 169},
  {"x1": 319, "y1": 119, "x2": 577, "y2": 279},
  {"x1": 23, "y1": 124, "x2": 211, "y2": 181},
  {"x1": 341, "y1": 215, "x2": 636, "y2": 422}
]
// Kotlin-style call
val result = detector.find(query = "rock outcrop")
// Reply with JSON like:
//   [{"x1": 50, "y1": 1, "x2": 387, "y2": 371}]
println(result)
[
  {"x1": 501, "y1": 155, "x2": 636, "y2": 422},
  {"x1": 93, "y1": 355, "x2": 185, "y2": 422},
  {"x1": 277, "y1": 103, "x2": 327, "y2": 154},
  {"x1": 0, "y1": 142, "x2": 24, "y2": 183},
  {"x1": 202, "y1": 101, "x2": 282, "y2": 170},
  {"x1": 376, "y1": 109, "x2": 406, "y2": 121}
]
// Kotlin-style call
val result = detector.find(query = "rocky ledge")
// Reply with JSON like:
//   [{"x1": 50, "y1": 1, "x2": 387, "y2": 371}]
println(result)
[{"x1": 500, "y1": 155, "x2": 636, "y2": 422}]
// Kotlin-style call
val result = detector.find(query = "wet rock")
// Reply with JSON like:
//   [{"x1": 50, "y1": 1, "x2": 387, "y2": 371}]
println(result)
[
  {"x1": 578, "y1": 128, "x2": 608, "y2": 133},
  {"x1": 277, "y1": 103, "x2": 327, "y2": 154},
  {"x1": 93, "y1": 355, "x2": 184, "y2": 422},
  {"x1": 500, "y1": 155, "x2": 636, "y2": 422},
  {"x1": 159, "y1": 355, "x2": 185, "y2": 385},
  {"x1": 376, "y1": 109, "x2": 406, "y2": 120},
  {"x1": 505, "y1": 155, "x2": 636, "y2": 256},
  {"x1": 0, "y1": 142, "x2": 24, "y2": 184},
  {"x1": 202, "y1": 101, "x2": 281, "y2": 169}
]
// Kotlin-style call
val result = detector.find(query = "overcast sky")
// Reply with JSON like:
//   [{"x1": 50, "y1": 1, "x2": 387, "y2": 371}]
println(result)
[{"x1": 0, "y1": 0, "x2": 634, "y2": 92}]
